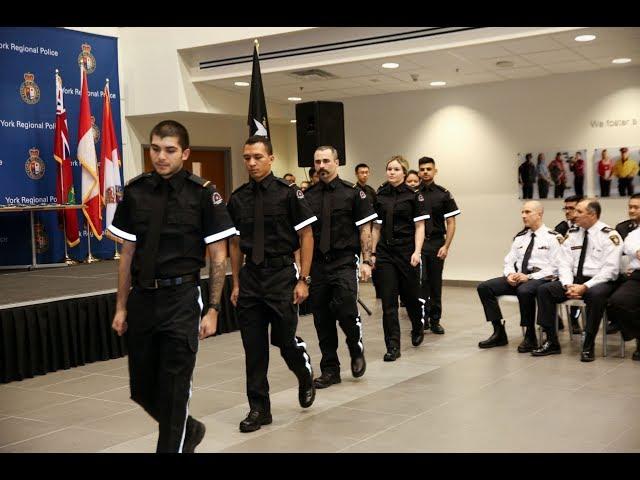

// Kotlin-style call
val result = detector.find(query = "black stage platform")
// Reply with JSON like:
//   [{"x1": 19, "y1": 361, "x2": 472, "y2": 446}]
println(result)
[{"x1": 0, "y1": 261, "x2": 241, "y2": 384}]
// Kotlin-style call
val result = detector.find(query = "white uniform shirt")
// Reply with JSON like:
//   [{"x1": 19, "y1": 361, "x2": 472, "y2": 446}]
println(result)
[
  {"x1": 623, "y1": 227, "x2": 640, "y2": 271},
  {"x1": 558, "y1": 220, "x2": 623, "y2": 288},
  {"x1": 503, "y1": 224, "x2": 563, "y2": 280}
]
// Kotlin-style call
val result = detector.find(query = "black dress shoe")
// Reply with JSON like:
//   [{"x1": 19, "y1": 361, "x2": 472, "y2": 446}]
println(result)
[
  {"x1": 581, "y1": 347, "x2": 595, "y2": 362},
  {"x1": 411, "y1": 330, "x2": 424, "y2": 346},
  {"x1": 383, "y1": 348, "x2": 401, "y2": 361},
  {"x1": 430, "y1": 322, "x2": 445, "y2": 334},
  {"x1": 182, "y1": 416, "x2": 206, "y2": 453},
  {"x1": 298, "y1": 377, "x2": 316, "y2": 408},
  {"x1": 531, "y1": 340, "x2": 561, "y2": 356},
  {"x1": 517, "y1": 336, "x2": 538, "y2": 353},
  {"x1": 351, "y1": 355, "x2": 366, "y2": 378},
  {"x1": 478, "y1": 322, "x2": 508, "y2": 349},
  {"x1": 239, "y1": 410, "x2": 273, "y2": 433},
  {"x1": 606, "y1": 322, "x2": 620, "y2": 334},
  {"x1": 313, "y1": 371, "x2": 341, "y2": 389}
]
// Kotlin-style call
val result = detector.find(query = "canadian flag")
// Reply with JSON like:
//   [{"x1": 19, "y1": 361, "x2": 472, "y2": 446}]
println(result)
[
  {"x1": 99, "y1": 79, "x2": 122, "y2": 233},
  {"x1": 78, "y1": 60, "x2": 102, "y2": 239},
  {"x1": 54, "y1": 70, "x2": 80, "y2": 247}
]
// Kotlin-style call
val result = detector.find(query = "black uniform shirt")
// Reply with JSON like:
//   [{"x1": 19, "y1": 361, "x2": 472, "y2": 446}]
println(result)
[
  {"x1": 227, "y1": 172, "x2": 317, "y2": 258},
  {"x1": 355, "y1": 182, "x2": 377, "y2": 207},
  {"x1": 615, "y1": 219, "x2": 638, "y2": 240},
  {"x1": 108, "y1": 169, "x2": 236, "y2": 280},
  {"x1": 374, "y1": 182, "x2": 429, "y2": 244},
  {"x1": 304, "y1": 176, "x2": 377, "y2": 256},
  {"x1": 419, "y1": 181, "x2": 460, "y2": 239}
]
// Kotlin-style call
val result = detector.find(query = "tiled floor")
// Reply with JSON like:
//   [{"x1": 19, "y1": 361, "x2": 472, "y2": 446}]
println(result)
[{"x1": 1, "y1": 285, "x2": 639, "y2": 453}]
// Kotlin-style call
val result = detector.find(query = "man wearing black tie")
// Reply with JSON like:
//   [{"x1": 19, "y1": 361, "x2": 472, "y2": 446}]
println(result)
[
  {"x1": 533, "y1": 199, "x2": 622, "y2": 361},
  {"x1": 477, "y1": 201, "x2": 562, "y2": 352}
]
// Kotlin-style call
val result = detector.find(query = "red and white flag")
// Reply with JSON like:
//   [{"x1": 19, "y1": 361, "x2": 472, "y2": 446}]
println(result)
[
  {"x1": 78, "y1": 60, "x2": 102, "y2": 240},
  {"x1": 99, "y1": 79, "x2": 122, "y2": 232},
  {"x1": 54, "y1": 70, "x2": 80, "y2": 247}
]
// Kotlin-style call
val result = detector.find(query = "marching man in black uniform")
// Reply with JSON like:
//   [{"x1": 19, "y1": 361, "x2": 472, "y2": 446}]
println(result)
[
  {"x1": 477, "y1": 201, "x2": 563, "y2": 352},
  {"x1": 304, "y1": 146, "x2": 377, "y2": 388},
  {"x1": 533, "y1": 199, "x2": 622, "y2": 361},
  {"x1": 418, "y1": 156, "x2": 461, "y2": 334},
  {"x1": 228, "y1": 136, "x2": 317, "y2": 433},
  {"x1": 109, "y1": 120, "x2": 236, "y2": 453}
]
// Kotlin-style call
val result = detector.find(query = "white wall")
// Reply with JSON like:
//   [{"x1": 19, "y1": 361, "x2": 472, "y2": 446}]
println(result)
[{"x1": 335, "y1": 67, "x2": 640, "y2": 282}]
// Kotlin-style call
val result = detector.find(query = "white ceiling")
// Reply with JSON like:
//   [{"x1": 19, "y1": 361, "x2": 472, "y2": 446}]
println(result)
[{"x1": 200, "y1": 27, "x2": 640, "y2": 107}]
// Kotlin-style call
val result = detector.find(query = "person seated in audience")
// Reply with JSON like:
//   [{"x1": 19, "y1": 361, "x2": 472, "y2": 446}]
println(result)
[
  {"x1": 300, "y1": 180, "x2": 311, "y2": 192},
  {"x1": 309, "y1": 167, "x2": 320, "y2": 185},
  {"x1": 554, "y1": 195, "x2": 584, "y2": 334},
  {"x1": 606, "y1": 223, "x2": 640, "y2": 361},
  {"x1": 283, "y1": 173, "x2": 296, "y2": 186},
  {"x1": 607, "y1": 193, "x2": 640, "y2": 334},
  {"x1": 532, "y1": 199, "x2": 623, "y2": 361},
  {"x1": 477, "y1": 201, "x2": 562, "y2": 352}
]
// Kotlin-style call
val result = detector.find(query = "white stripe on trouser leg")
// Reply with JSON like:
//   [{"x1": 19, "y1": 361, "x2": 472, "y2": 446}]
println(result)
[
  {"x1": 418, "y1": 297, "x2": 426, "y2": 328},
  {"x1": 354, "y1": 254, "x2": 364, "y2": 354},
  {"x1": 295, "y1": 337, "x2": 313, "y2": 376},
  {"x1": 178, "y1": 286, "x2": 202, "y2": 453}
]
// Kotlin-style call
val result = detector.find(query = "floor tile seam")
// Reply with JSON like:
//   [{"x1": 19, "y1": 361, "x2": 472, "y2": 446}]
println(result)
[
  {"x1": 73, "y1": 405, "x2": 141, "y2": 428},
  {"x1": 3, "y1": 374, "x2": 95, "y2": 391},
  {"x1": 599, "y1": 424, "x2": 635, "y2": 452},
  {"x1": 91, "y1": 372, "x2": 130, "y2": 379},
  {"x1": 336, "y1": 405, "x2": 414, "y2": 418},
  {"x1": 194, "y1": 355, "x2": 246, "y2": 368},
  {"x1": 0, "y1": 425, "x2": 72, "y2": 450},
  {"x1": 7, "y1": 397, "x2": 84, "y2": 417},
  {"x1": 2, "y1": 415, "x2": 53, "y2": 424},
  {"x1": 72, "y1": 423, "x2": 154, "y2": 438}
]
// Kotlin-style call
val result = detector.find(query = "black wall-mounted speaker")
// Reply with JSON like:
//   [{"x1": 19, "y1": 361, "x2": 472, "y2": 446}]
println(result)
[{"x1": 295, "y1": 101, "x2": 345, "y2": 167}]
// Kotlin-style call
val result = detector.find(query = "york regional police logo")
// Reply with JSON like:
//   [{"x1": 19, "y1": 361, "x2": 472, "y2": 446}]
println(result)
[
  {"x1": 296, "y1": 189, "x2": 305, "y2": 199},
  {"x1": 77, "y1": 43, "x2": 97, "y2": 74},
  {"x1": 91, "y1": 115, "x2": 100, "y2": 143},
  {"x1": 20, "y1": 72, "x2": 40, "y2": 104},
  {"x1": 418, "y1": 194, "x2": 424, "y2": 202},
  {"x1": 212, "y1": 192, "x2": 223, "y2": 205},
  {"x1": 25, "y1": 147, "x2": 45, "y2": 180},
  {"x1": 359, "y1": 190, "x2": 367, "y2": 199}
]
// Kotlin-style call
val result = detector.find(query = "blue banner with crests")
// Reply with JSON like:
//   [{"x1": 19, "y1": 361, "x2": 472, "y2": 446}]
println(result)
[{"x1": 0, "y1": 27, "x2": 122, "y2": 266}]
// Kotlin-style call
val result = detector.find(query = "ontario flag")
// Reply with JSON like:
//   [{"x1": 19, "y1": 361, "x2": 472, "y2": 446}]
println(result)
[
  {"x1": 78, "y1": 60, "x2": 103, "y2": 240},
  {"x1": 54, "y1": 70, "x2": 80, "y2": 247},
  {"x1": 99, "y1": 79, "x2": 122, "y2": 236},
  {"x1": 248, "y1": 42, "x2": 270, "y2": 138}
]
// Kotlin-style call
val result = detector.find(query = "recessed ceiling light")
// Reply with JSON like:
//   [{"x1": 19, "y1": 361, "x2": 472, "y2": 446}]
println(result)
[
  {"x1": 575, "y1": 34, "x2": 596, "y2": 42},
  {"x1": 382, "y1": 62, "x2": 399, "y2": 69},
  {"x1": 290, "y1": 119, "x2": 297, "y2": 123},
  {"x1": 234, "y1": 81, "x2": 249, "y2": 86},
  {"x1": 430, "y1": 81, "x2": 446, "y2": 87},
  {"x1": 287, "y1": 97, "x2": 302, "y2": 101},
  {"x1": 612, "y1": 58, "x2": 631, "y2": 64}
]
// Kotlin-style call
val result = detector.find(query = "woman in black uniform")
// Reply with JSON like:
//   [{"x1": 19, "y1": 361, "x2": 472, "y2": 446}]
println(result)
[{"x1": 372, "y1": 155, "x2": 429, "y2": 361}]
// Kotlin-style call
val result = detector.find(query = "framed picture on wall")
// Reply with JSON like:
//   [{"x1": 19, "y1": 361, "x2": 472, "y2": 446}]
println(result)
[
  {"x1": 593, "y1": 146, "x2": 640, "y2": 198},
  {"x1": 517, "y1": 149, "x2": 587, "y2": 200}
]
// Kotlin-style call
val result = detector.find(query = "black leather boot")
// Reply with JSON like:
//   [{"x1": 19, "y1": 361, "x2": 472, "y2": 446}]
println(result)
[
  {"x1": 581, "y1": 332, "x2": 596, "y2": 362},
  {"x1": 531, "y1": 331, "x2": 561, "y2": 356},
  {"x1": 517, "y1": 329, "x2": 538, "y2": 353},
  {"x1": 478, "y1": 321, "x2": 508, "y2": 349}
]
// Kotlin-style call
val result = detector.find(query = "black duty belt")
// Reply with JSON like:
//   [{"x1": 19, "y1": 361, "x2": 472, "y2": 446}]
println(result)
[
  {"x1": 137, "y1": 273, "x2": 200, "y2": 290},
  {"x1": 246, "y1": 255, "x2": 294, "y2": 268},
  {"x1": 384, "y1": 237, "x2": 413, "y2": 247},
  {"x1": 314, "y1": 250, "x2": 355, "y2": 263},
  {"x1": 426, "y1": 234, "x2": 445, "y2": 241}
]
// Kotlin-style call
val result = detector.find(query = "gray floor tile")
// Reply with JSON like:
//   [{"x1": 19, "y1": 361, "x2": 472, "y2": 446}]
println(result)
[
  {"x1": 0, "y1": 386, "x2": 76, "y2": 416},
  {"x1": 20, "y1": 398, "x2": 135, "y2": 428},
  {"x1": 0, "y1": 426, "x2": 132, "y2": 453},
  {"x1": 42, "y1": 373, "x2": 128, "y2": 397},
  {"x1": 0, "y1": 417, "x2": 64, "y2": 448}
]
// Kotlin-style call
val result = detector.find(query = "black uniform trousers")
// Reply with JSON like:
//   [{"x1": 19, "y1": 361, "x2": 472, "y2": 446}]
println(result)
[
  {"x1": 126, "y1": 282, "x2": 201, "y2": 453},
  {"x1": 376, "y1": 243, "x2": 425, "y2": 350},
  {"x1": 477, "y1": 276, "x2": 548, "y2": 328},
  {"x1": 237, "y1": 263, "x2": 313, "y2": 413},
  {"x1": 536, "y1": 280, "x2": 617, "y2": 335},
  {"x1": 310, "y1": 255, "x2": 363, "y2": 375},
  {"x1": 421, "y1": 237, "x2": 445, "y2": 323},
  {"x1": 607, "y1": 276, "x2": 640, "y2": 341}
]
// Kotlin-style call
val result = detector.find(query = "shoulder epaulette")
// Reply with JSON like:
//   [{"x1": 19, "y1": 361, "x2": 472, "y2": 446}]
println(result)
[
  {"x1": 434, "y1": 184, "x2": 449, "y2": 193},
  {"x1": 377, "y1": 183, "x2": 390, "y2": 194},
  {"x1": 548, "y1": 230, "x2": 560, "y2": 236},
  {"x1": 568, "y1": 225, "x2": 580, "y2": 233},
  {"x1": 231, "y1": 182, "x2": 250, "y2": 196},
  {"x1": 340, "y1": 178, "x2": 356, "y2": 189},
  {"x1": 548, "y1": 229, "x2": 565, "y2": 244},
  {"x1": 275, "y1": 177, "x2": 291, "y2": 187},
  {"x1": 126, "y1": 172, "x2": 152, "y2": 186},
  {"x1": 601, "y1": 226, "x2": 614, "y2": 233},
  {"x1": 513, "y1": 228, "x2": 529, "y2": 239},
  {"x1": 187, "y1": 173, "x2": 212, "y2": 188}
]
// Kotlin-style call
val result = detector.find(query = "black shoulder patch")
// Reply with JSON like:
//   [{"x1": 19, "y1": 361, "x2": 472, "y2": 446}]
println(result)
[
  {"x1": 126, "y1": 172, "x2": 152, "y2": 186},
  {"x1": 601, "y1": 226, "x2": 614, "y2": 233},
  {"x1": 187, "y1": 173, "x2": 211, "y2": 188},
  {"x1": 513, "y1": 228, "x2": 529, "y2": 239}
]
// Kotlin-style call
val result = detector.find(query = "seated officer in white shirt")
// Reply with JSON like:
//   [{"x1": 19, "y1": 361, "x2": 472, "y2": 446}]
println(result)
[
  {"x1": 606, "y1": 226, "x2": 640, "y2": 361},
  {"x1": 533, "y1": 199, "x2": 623, "y2": 361},
  {"x1": 477, "y1": 201, "x2": 563, "y2": 353}
]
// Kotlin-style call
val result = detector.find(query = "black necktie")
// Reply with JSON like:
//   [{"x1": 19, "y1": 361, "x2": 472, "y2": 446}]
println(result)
[
  {"x1": 139, "y1": 180, "x2": 169, "y2": 287},
  {"x1": 252, "y1": 184, "x2": 264, "y2": 264},
  {"x1": 319, "y1": 185, "x2": 331, "y2": 254},
  {"x1": 385, "y1": 188, "x2": 396, "y2": 243},
  {"x1": 520, "y1": 232, "x2": 535, "y2": 274},
  {"x1": 576, "y1": 230, "x2": 588, "y2": 283}
]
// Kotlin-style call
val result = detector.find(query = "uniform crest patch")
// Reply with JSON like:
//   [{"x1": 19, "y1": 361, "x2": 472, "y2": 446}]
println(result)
[
  {"x1": 418, "y1": 194, "x2": 424, "y2": 202},
  {"x1": 610, "y1": 235, "x2": 620, "y2": 246},
  {"x1": 296, "y1": 189, "x2": 304, "y2": 199},
  {"x1": 359, "y1": 190, "x2": 367, "y2": 199},
  {"x1": 212, "y1": 192, "x2": 223, "y2": 205}
]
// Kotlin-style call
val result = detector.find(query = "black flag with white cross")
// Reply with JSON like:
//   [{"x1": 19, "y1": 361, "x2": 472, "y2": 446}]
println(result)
[{"x1": 248, "y1": 42, "x2": 270, "y2": 138}]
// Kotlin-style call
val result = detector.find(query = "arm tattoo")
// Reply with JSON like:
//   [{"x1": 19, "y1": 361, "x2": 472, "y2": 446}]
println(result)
[
  {"x1": 209, "y1": 258, "x2": 226, "y2": 304},
  {"x1": 360, "y1": 225, "x2": 372, "y2": 261}
]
